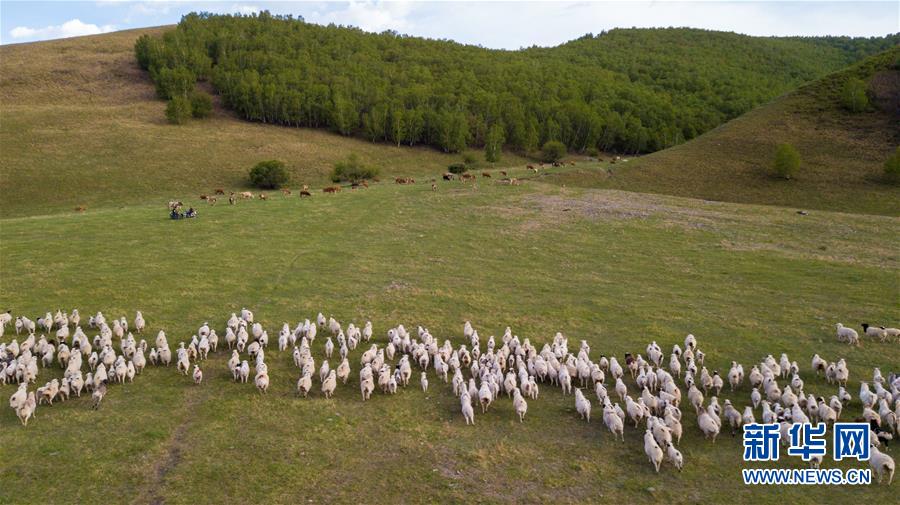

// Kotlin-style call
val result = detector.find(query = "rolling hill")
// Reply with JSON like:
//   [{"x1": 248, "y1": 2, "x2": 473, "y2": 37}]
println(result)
[
  {"x1": 544, "y1": 48, "x2": 900, "y2": 216},
  {"x1": 0, "y1": 28, "x2": 523, "y2": 218},
  {"x1": 137, "y1": 13, "x2": 898, "y2": 154}
]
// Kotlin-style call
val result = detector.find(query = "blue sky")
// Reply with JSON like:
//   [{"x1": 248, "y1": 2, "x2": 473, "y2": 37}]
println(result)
[{"x1": 1, "y1": 1, "x2": 898, "y2": 48}]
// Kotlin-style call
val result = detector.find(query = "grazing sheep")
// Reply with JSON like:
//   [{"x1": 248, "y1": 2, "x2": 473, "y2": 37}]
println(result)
[
  {"x1": 575, "y1": 388, "x2": 591, "y2": 422},
  {"x1": 322, "y1": 370, "x2": 337, "y2": 398},
  {"x1": 461, "y1": 393, "x2": 475, "y2": 425},
  {"x1": 16, "y1": 392, "x2": 36, "y2": 426},
  {"x1": 665, "y1": 442, "x2": 683, "y2": 471},
  {"x1": 91, "y1": 382, "x2": 107, "y2": 410},
  {"x1": 513, "y1": 388, "x2": 528, "y2": 422},
  {"x1": 862, "y1": 323, "x2": 888, "y2": 341},
  {"x1": 297, "y1": 373, "x2": 312, "y2": 397},
  {"x1": 478, "y1": 380, "x2": 493, "y2": 413},
  {"x1": 698, "y1": 409, "x2": 720, "y2": 442},
  {"x1": 255, "y1": 371, "x2": 269, "y2": 394},
  {"x1": 868, "y1": 444, "x2": 895, "y2": 484},
  {"x1": 644, "y1": 429, "x2": 664, "y2": 473},
  {"x1": 835, "y1": 323, "x2": 860, "y2": 346}
]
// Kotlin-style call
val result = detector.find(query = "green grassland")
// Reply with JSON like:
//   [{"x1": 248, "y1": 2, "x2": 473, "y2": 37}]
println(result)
[
  {"x1": 543, "y1": 49, "x2": 900, "y2": 216},
  {"x1": 0, "y1": 28, "x2": 527, "y2": 218},
  {"x1": 1, "y1": 179, "x2": 898, "y2": 504}
]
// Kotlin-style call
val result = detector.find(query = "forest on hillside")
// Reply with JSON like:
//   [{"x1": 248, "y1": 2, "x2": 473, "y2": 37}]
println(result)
[{"x1": 136, "y1": 12, "x2": 899, "y2": 154}]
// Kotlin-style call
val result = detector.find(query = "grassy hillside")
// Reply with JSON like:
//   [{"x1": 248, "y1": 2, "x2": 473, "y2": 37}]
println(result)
[
  {"x1": 0, "y1": 28, "x2": 526, "y2": 218},
  {"x1": 543, "y1": 48, "x2": 900, "y2": 216},
  {"x1": 137, "y1": 13, "x2": 898, "y2": 155},
  {"x1": 1, "y1": 180, "x2": 898, "y2": 503}
]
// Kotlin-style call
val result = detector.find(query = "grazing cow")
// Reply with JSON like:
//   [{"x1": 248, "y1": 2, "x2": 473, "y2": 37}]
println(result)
[
  {"x1": 228, "y1": 193, "x2": 236, "y2": 205},
  {"x1": 208, "y1": 197, "x2": 217, "y2": 205},
  {"x1": 431, "y1": 183, "x2": 437, "y2": 191},
  {"x1": 323, "y1": 186, "x2": 341, "y2": 194},
  {"x1": 199, "y1": 194, "x2": 209, "y2": 200},
  {"x1": 299, "y1": 190, "x2": 312, "y2": 197},
  {"x1": 482, "y1": 172, "x2": 492, "y2": 178},
  {"x1": 240, "y1": 192, "x2": 253, "y2": 199},
  {"x1": 500, "y1": 171, "x2": 507, "y2": 176},
  {"x1": 302, "y1": 184, "x2": 309, "y2": 191},
  {"x1": 570, "y1": 161, "x2": 576, "y2": 166},
  {"x1": 258, "y1": 193, "x2": 267, "y2": 200},
  {"x1": 214, "y1": 188, "x2": 225, "y2": 195},
  {"x1": 281, "y1": 189, "x2": 292, "y2": 196},
  {"x1": 528, "y1": 166, "x2": 538, "y2": 173},
  {"x1": 443, "y1": 173, "x2": 454, "y2": 181}
]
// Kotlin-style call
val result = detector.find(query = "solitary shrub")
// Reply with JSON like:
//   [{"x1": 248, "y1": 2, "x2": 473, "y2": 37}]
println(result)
[
  {"x1": 542, "y1": 140, "x2": 566, "y2": 162},
  {"x1": 165, "y1": 96, "x2": 192, "y2": 125},
  {"x1": 191, "y1": 91, "x2": 213, "y2": 118},
  {"x1": 772, "y1": 143, "x2": 800, "y2": 180},
  {"x1": 884, "y1": 146, "x2": 900, "y2": 184},
  {"x1": 447, "y1": 163, "x2": 468, "y2": 175},
  {"x1": 249, "y1": 160, "x2": 289, "y2": 189},
  {"x1": 331, "y1": 154, "x2": 378, "y2": 183},
  {"x1": 840, "y1": 77, "x2": 869, "y2": 113}
]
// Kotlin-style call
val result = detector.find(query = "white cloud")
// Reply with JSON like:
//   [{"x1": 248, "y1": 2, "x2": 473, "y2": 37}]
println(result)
[
  {"x1": 9, "y1": 19, "x2": 116, "y2": 42},
  {"x1": 232, "y1": 4, "x2": 261, "y2": 16},
  {"x1": 307, "y1": 1, "x2": 415, "y2": 33}
]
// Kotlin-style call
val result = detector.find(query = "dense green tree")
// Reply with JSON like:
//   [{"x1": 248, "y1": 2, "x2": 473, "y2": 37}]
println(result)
[
  {"x1": 249, "y1": 160, "x2": 289, "y2": 189},
  {"x1": 138, "y1": 12, "x2": 898, "y2": 154},
  {"x1": 331, "y1": 154, "x2": 379, "y2": 183},
  {"x1": 542, "y1": 140, "x2": 567, "y2": 162},
  {"x1": 840, "y1": 77, "x2": 869, "y2": 112},
  {"x1": 190, "y1": 91, "x2": 214, "y2": 118},
  {"x1": 773, "y1": 143, "x2": 801, "y2": 179},
  {"x1": 165, "y1": 96, "x2": 192, "y2": 124},
  {"x1": 484, "y1": 123, "x2": 505, "y2": 163}
]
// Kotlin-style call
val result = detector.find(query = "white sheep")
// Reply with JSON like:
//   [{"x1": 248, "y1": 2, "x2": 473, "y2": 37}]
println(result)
[
  {"x1": 255, "y1": 371, "x2": 269, "y2": 394},
  {"x1": 460, "y1": 392, "x2": 475, "y2": 425},
  {"x1": 420, "y1": 371, "x2": 428, "y2": 392},
  {"x1": 835, "y1": 323, "x2": 860, "y2": 346},
  {"x1": 575, "y1": 388, "x2": 591, "y2": 422},
  {"x1": 297, "y1": 373, "x2": 312, "y2": 397},
  {"x1": 513, "y1": 388, "x2": 527, "y2": 422},
  {"x1": 868, "y1": 444, "x2": 895, "y2": 484},
  {"x1": 322, "y1": 370, "x2": 337, "y2": 398},
  {"x1": 644, "y1": 429, "x2": 664, "y2": 473}
]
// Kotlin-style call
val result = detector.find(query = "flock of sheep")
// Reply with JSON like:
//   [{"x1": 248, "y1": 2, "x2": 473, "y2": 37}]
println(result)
[{"x1": 1, "y1": 309, "x2": 897, "y2": 483}]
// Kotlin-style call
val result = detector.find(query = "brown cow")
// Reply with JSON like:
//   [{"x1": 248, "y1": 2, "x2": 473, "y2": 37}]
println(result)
[
  {"x1": 527, "y1": 165, "x2": 534, "y2": 170},
  {"x1": 500, "y1": 171, "x2": 507, "y2": 176},
  {"x1": 214, "y1": 189, "x2": 225, "y2": 195},
  {"x1": 481, "y1": 172, "x2": 492, "y2": 178},
  {"x1": 299, "y1": 190, "x2": 312, "y2": 197},
  {"x1": 199, "y1": 194, "x2": 209, "y2": 200},
  {"x1": 258, "y1": 193, "x2": 268, "y2": 200},
  {"x1": 323, "y1": 186, "x2": 341, "y2": 194}
]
